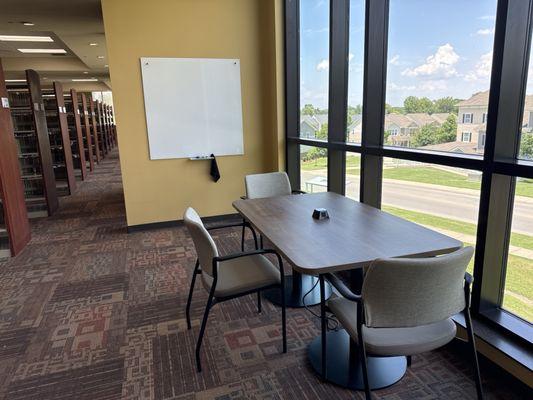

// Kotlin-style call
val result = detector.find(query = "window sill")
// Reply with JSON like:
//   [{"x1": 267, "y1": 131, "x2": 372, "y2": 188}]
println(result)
[{"x1": 452, "y1": 313, "x2": 533, "y2": 385}]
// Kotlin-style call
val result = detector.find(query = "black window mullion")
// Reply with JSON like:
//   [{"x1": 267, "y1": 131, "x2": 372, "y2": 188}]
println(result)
[
  {"x1": 360, "y1": 0, "x2": 388, "y2": 207},
  {"x1": 327, "y1": 0, "x2": 350, "y2": 194},
  {"x1": 285, "y1": 0, "x2": 300, "y2": 189}
]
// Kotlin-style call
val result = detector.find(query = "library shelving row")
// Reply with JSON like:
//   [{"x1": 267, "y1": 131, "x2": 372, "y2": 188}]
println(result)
[{"x1": 0, "y1": 63, "x2": 117, "y2": 259}]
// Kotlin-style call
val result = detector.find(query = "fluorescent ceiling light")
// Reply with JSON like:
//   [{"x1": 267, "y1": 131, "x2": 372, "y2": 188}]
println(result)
[
  {"x1": 5, "y1": 79, "x2": 26, "y2": 82},
  {"x1": 72, "y1": 78, "x2": 98, "y2": 82},
  {"x1": 22, "y1": 22, "x2": 34, "y2": 26},
  {"x1": 18, "y1": 48, "x2": 66, "y2": 54},
  {"x1": 0, "y1": 35, "x2": 53, "y2": 42},
  {"x1": 89, "y1": 43, "x2": 98, "y2": 46},
  {"x1": 97, "y1": 55, "x2": 105, "y2": 59}
]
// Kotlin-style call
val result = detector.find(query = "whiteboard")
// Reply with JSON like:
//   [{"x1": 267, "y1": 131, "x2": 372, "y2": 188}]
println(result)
[{"x1": 140, "y1": 57, "x2": 244, "y2": 160}]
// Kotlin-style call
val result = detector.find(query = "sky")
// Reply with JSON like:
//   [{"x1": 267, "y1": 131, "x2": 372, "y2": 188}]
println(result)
[{"x1": 300, "y1": 0, "x2": 500, "y2": 109}]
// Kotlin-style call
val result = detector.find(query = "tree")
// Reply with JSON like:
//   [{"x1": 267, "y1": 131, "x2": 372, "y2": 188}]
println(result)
[
  {"x1": 404, "y1": 96, "x2": 434, "y2": 114},
  {"x1": 385, "y1": 103, "x2": 403, "y2": 114},
  {"x1": 436, "y1": 114, "x2": 457, "y2": 143},
  {"x1": 433, "y1": 96, "x2": 460, "y2": 114},
  {"x1": 316, "y1": 122, "x2": 328, "y2": 140},
  {"x1": 520, "y1": 133, "x2": 533, "y2": 159},
  {"x1": 411, "y1": 124, "x2": 440, "y2": 147},
  {"x1": 302, "y1": 104, "x2": 317, "y2": 116}
]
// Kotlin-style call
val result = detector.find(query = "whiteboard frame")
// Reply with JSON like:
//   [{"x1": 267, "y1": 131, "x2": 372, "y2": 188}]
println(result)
[{"x1": 140, "y1": 57, "x2": 244, "y2": 160}]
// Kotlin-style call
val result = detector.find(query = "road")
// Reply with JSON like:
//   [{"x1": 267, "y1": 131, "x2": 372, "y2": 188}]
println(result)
[{"x1": 301, "y1": 171, "x2": 533, "y2": 236}]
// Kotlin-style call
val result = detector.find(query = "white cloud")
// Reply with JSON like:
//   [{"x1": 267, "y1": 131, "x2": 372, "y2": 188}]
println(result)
[
  {"x1": 316, "y1": 59, "x2": 329, "y2": 71},
  {"x1": 390, "y1": 55, "x2": 400, "y2": 66},
  {"x1": 478, "y1": 15, "x2": 496, "y2": 21},
  {"x1": 348, "y1": 53, "x2": 354, "y2": 62},
  {"x1": 418, "y1": 80, "x2": 448, "y2": 91},
  {"x1": 388, "y1": 82, "x2": 416, "y2": 91},
  {"x1": 402, "y1": 43, "x2": 459, "y2": 78},
  {"x1": 476, "y1": 28, "x2": 495, "y2": 36},
  {"x1": 465, "y1": 51, "x2": 493, "y2": 81}
]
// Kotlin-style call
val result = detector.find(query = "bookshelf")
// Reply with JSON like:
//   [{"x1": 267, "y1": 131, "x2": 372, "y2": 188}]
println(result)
[
  {"x1": 7, "y1": 69, "x2": 58, "y2": 217},
  {"x1": 0, "y1": 59, "x2": 31, "y2": 257},
  {"x1": 43, "y1": 82, "x2": 77, "y2": 195},
  {"x1": 79, "y1": 93, "x2": 94, "y2": 172},
  {"x1": 88, "y1": 97, "x2": 101, "y2": 163},
  {"x1": 95, "y1": 100, "x2": 108, "y2": 157},
  {"x1": 65, "y1": 89, "x2": 88, "y2": 180}
]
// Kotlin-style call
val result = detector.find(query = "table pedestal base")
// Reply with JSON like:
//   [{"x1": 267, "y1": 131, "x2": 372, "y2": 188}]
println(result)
[
  {"x1": 308, "y1": 330, "x2": 407, "y2": 390},
  {"x1": 263, "y1": 273, "x2": 332, "y2": 308}
]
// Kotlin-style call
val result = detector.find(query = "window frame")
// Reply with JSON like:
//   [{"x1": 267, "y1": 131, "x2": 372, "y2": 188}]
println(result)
[{"x1": 284, "y1": 0, "x2": 533, "y2": 343}]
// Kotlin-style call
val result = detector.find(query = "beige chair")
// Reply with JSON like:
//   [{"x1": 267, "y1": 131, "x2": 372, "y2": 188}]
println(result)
[
  {"x1": 322, "y1": 247, "x2": 483, "y2": 399},
  {"x1": 183, "y1": 207, "x2": 287, "y2": 372}
]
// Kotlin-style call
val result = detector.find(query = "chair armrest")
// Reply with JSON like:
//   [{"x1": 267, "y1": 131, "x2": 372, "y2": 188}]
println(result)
[
  {"x1": 206, "y1": 221, "x2": 245, "y2": 231},
  {"x1": 240, "y1": 195, "x2": 247, "y2": 200},
  {"x1": 214, "y1": 248, "x2": 279, "y2": 263},
  {"x1": 464, "y1": 272, "x2": 473, "y2": 286},
  {"x1": 291, "y1": 190, "x2": 306, "y2": 195},
  {"x1": 325, "y1": 273, "x2": 362, "y2": 302}
]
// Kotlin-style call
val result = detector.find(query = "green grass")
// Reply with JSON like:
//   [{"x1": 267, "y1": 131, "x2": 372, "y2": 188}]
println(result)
[
  {"x1": 383, "y1": 206, "x2": 532, "y2": 322},
  {"x1": 383, "y1": 206, "x2": 533, "y2": 251},
  {"x1": 302, "y1": 156, "x2": 533, "y2": 198}
]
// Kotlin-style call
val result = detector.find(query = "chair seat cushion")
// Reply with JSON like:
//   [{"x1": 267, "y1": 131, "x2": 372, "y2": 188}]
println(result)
[
  {"x1": 202, "y1": 254, "x2": 281, "y2": 298},
  {"x1": 328, "y1": 297, "x2": 457, "y2": 356}
]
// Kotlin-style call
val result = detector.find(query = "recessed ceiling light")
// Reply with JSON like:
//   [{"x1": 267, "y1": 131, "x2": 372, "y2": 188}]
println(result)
[
  {"x1": 89, "y1": 43, "x2": 98, "y2": 46},
  {"x1": 0, "y1": 35, "x2": 53, "y2": 42},
  {"x1": 72, "y1": 78, "x2": 98, "y2": 82},
  {"x1": 97, "y1": 55, "x2": 105, "y2": 59},
  {"x1": 21, "y1": 22, "x2": 34, "y2": 26},
  {"x1": 5, "y1": 79, "x2": 26, "y2": 82},
  {"x1": 83, "y1": 71, "x2": 89, "y2": 74},
  {"x1": 104, "y1": 64, "x2": 109, "y2": 68},
  {"x1": 18, "y1": 48, "x2": 67, "y2": 54}
]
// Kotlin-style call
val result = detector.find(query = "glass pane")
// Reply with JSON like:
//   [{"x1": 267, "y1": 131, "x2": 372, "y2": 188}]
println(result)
[
  {"x1": 300, "y1": 145, "x2": 328, "y2": 193},
  {"x1": 520, "y1": 43, "x2": 533, "y2": 160},
  {"x1": 346, "y1": 0, "x2": 365, "y2": 143},
  {"x1": 382, "y1": 158, "x2": 481, "y2": 276},
  {"x1": 300, "y1": 0, "x2": 330, "y2": 139},
  {"x1": 385, "y1": 0, "x2": 497, "y2": 155},
  {"x1": 345, "y1": 152, "x2": 361, "y2": 201},
  {"x1": 502, "y1": 189, "x2": 533, "y2": 322}
]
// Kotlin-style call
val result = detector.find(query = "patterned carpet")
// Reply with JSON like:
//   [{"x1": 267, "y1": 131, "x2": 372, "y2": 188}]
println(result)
[{"x1": 0, "y1": 150, "x2": 529, "y2": 400}]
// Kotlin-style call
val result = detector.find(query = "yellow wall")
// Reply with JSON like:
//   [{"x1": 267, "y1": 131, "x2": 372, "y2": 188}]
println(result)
[{"x1": 101, "y1": 0, "x2": 285, "y2": 226}]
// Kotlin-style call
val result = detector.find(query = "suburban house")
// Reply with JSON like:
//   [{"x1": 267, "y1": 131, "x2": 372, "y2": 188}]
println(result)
[
  {"x1": 300, "y1": 114, "x2": 328, "y2": 139},
  {"x1": 384, "y1": 112, "x2": 451, "y2": 147},
  {"x1": 347, "y1": 114, "x2": 362, "y2": 142}
]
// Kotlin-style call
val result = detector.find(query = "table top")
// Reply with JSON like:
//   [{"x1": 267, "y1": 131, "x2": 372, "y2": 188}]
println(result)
[{"x1": 233, "y1": 192, "x2": 463, "y2": 274}]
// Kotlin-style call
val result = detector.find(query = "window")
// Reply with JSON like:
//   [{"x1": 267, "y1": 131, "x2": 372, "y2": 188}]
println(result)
[
  {"x1": 519, "y1": 40, "x2": 533, "y2": 160},
  {"x1": 463, "y1": 113, "x2": 473, "y2": 124},
  {"x1": 478, "y1": 132, "x2": 486, "y2": 149},
  {"x1": 462, "y1": 132, "x2": 472, "y2": 142},
  {"x1": 345, "y1": 152, "x2": 360, "y2": 201},
  {"x1": 502, "y1": 191, "x2": 533, "y2": 322},
  {"x1": 386, "y1": 0, "x2": 497, "y2": 155},
  {"x1": 346, "y1": 0, "x2": 365, "y2": 143},
  {"x1": 382, "y1": 158, "x2": 481, "y2": 277},
  {"x1": 300, "y1": 0, "x2": 330, "y2": 140},
  {"x1": 482, "y1": 113, "x2": 487, "y2": 123},
  {"x1": 300, "y1": 145, "x2": 327, "y2": 193}
]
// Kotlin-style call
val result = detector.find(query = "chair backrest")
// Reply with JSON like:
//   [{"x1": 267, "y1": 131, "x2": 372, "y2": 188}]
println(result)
[
  {"x1": 245, "y1": 172, "x2": 292, "y2": 199},
  {"x1": 183, "y1": 207, "x2": 219, "y2": 277},
  {"x1": 362, "y1": 246, "x2": 474, "y2": 328}
]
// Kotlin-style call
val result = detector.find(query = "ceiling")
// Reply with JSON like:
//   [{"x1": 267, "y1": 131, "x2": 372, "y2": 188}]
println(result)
[{"x1": 0, "y1": 0, "x2": 111, "y2": 90}]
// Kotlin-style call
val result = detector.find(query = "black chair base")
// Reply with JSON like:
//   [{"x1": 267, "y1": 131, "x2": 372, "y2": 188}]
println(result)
[
  {"x1": 263, "y1": 273, "x2": 333, "y2": 308},
  {"x1": 308, "y1": 329, "x2": 407, "y2": 390}
]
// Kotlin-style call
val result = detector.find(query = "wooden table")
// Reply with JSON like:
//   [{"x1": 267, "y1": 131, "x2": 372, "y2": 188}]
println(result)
[{"x1": 233, "y1": 192, "x2": 463, "y2": 390}]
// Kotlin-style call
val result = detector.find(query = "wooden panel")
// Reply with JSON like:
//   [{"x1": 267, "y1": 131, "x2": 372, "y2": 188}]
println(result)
[
  {"x1": 53, "y1": 82, "x2": 76, "y2": 194},
  {"x1": 0, "y1": 59, "x2": 31, "y2": 255},
  {"x1": 80, "y1": 93, "x2": 94, "y2": 172},
  {"x1": 89, "y1": 97, "x2": 101, "y2": 163},
  {"x1": 26, "y1": 69, "x2": 58, "y2": 216},
  {"x1": 233, "y1": 192, "x2": 463, "y2": 274},
  {"x1": 70, "y1": 89, "x2": 87, "y2": 180}
]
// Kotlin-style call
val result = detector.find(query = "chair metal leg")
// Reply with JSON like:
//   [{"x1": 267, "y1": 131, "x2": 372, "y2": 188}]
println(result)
[
  {"x1": 259, "y1": 234, "x2": 264, "y2": 249},
  {"x1": 280, "y1": 259, "x2": 287, "y2": 353},
  {"x1": 186, "y1": 259, "x2": 200, "y2": 330},
  {"x1": 195, "y1": 291, "x2": 215, "y2": 373},
  {"x1": 241, "y1": 220, "x2": 246, "y2": 252},
  {"x1": 357, "y1": 306, "x2": 372, "y2": 400},
  {"x1": 257, "y1": 290, "x2": 262, "y2": 313},
  {"x1": 407, "y1": 355, "x2": 412, "y2": 367},
  {"x1": 465, "y1": 308, "x2": 484, "y2": 399},
  {"x1": 319, "y1": 274, "x2": 327, "y2": 380}
]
